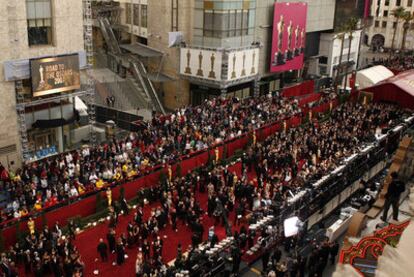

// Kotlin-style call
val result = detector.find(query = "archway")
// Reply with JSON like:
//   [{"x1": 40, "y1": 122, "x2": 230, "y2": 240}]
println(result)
[{"x1": 371, "y1": 34, "x2": 385, "y2": 51}]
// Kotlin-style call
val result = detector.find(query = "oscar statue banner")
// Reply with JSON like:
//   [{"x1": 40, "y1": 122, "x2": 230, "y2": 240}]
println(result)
[{"x1": 270, "y1": 2, "x2": 307, "y2": 73}]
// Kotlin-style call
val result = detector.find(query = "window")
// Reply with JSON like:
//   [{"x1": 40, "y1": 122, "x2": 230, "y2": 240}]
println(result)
[
  {"x1": 375, "y1": 20, "x2": 380, "y2": 27},
  {"x1": 396, "y1": 0, "x2": 401, "y2": 6},
  {"x1": 393, "y1": 21, "x2": 398, "y2": 28},
  {"x1": 319, "y1": 65, "x2": 327, "y2": 75},
  {"x1": 383, "y1": 10, "x2": 388, "y2": 17},
  {"x1": 269, "y1": 80, "x2": 280, "y2": 92},
  {"x1": 226, "y1": 88, "x2": 251, "y2": 100},
  {"x1": 125, "y1": 3, "x2": 131, "y2": 24},
  {"x1": 382, "y1": 21, "x2": 387, "y2": 28},
  {"x1": 133, "y1": 4, "x2": 139, "y2": 26},
  {"x1": 203, "y1": 9, "x2": 250, "y2": 38},
  {"x1": 408, "y1": 0, "x2": 413, "y2": 7},
  {"x1": 26, "y1": 0, "x2": 53, "y2": 46},
  {"x1": 141, "y1": 5, "x2": 148, "y2": 28},
  {"x1": 319, "y1": 56, "x2": 328, "y2": 64},
  {"x1": 385, "y1": 0, "x2": 390, "y2": 5}
]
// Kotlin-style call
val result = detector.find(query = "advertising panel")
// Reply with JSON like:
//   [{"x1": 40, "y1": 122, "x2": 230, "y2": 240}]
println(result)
[
  {"x1": 226, "y1": 48, "x2": 260, "y2": 81},
  {"x1": 180, "y1": 48, "x2": 222, "y2": 81},
  {"x1": 31, "y1": 54, "x2": 81, "y2": 97},
  {"x1": 270, "y1": 2, "x2": 307, "y2": 73}
]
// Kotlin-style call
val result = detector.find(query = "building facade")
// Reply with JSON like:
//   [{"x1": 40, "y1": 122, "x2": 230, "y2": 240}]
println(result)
[
  {"x1": 367, "y1": 0, "x2": 414, "y2": 50},
  {"x1": 95, "y1": 0, "x2": 337, "y2": 110},
  {"x1": 308, "y1": 30, "x2": 362, "y2": 79},
  {"x1": 0, "y1": 0, "x2": 86, "y2": 168}
]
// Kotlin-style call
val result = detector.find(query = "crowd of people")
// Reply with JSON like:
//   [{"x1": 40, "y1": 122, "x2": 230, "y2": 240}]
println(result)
[
  {"x1": 371, "y1": 55, "x2": 414, "y2": 73},
  {"x1": 1, "y1": 220, "x2": 84, "y2": 277},
  {"x1": 240, "y1": 102, "x2": 405, "y2": 210},
  {"x1": 263, "y1": 238, "x2": 340, "y2": 277},
  {"x1": 89, "y1": 101, "x2": 406, "y2": 276},
  {"x1": 0, "y1": 91, "x2": 307, "y2": 223},
  {"x1": 0, "y1": 83, "x2": 410, "y2": 276}
]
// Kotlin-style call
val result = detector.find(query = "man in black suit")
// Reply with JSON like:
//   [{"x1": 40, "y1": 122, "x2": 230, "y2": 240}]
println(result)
[
  {"x1": 97, "y1": 238, "x2": 108, "y2": 262},
  {"x1": 107, "y1": 229, "x2": 116, "y2": 253},
  {"x1": 381, "y1": 172, "x2": 405, "y2": 222}
]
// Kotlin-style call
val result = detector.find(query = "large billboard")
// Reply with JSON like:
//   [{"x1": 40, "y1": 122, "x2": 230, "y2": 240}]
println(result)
[
  {"x1": 270, "y1": 2, "x2": 307, "y2": 73},
  {"x1": 180, "y1": 48, "x2": 223, "y2": 81},
  {"x1": 30, "y1": 54, "x2": 81, "y2": 97}
]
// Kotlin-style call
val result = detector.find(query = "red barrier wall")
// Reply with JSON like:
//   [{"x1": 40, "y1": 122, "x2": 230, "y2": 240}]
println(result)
[{"x1": 281, "y1": 80, "x2": 314, "y2": 97}]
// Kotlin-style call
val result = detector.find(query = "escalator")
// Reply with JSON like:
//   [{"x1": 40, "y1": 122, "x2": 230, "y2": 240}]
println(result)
[
  {"x1": 98, "y1": 17, "x2": 121, "y2": 54},
  {"x1": 130, "y1": 59, "x2": 166, "y2": 115}
]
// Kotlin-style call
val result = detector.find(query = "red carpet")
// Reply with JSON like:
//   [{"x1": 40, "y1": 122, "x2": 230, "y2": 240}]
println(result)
[
  {"x1": 73, "y1": 191, "x2": 240, "y2": 276},
  {"x1": 16, "y1": 162, "x2": 256, "y2": 276},
  {"x1": 72, "y1": 163, "x2": 252, "y2": 276}
]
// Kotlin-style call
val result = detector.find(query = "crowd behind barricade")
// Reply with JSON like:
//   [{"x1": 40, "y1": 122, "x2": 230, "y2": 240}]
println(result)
[
  {"x1": 244, "y1": 102, "x2": 405, "y2": 207},
  {"x1": 0, "y1": 97, "x2": 410, "y2": 276},
  {"x1": 370, "y1": 55, "x2": 414, "y2": 73},
  {"x1": 0, "y1": 91, "x2": 312, "y2": 224},
  {"x1": 107, "y1": 102, "x2": 406, "y2": 276}
]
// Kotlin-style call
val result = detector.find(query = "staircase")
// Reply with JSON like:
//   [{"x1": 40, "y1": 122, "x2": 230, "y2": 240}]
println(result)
[
  {"x1": 95, "y1": 80, "x2": 152, "y2": 113},
  {"x1": 98, "y1": 17, "x2": 121, "y2": 54},
  {"x1": 130, "y1": 59, "x2": 166, "y2": 114}
]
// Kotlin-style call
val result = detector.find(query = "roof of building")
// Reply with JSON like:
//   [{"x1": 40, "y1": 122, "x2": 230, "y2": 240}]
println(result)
[{"x1": 374, "y1": 69, "x2": 414, "y2": 97}]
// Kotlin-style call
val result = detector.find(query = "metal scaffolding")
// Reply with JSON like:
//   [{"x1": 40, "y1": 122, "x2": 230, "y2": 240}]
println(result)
[
  {"x1": 13, "y1": 0, "x2": 98, "y2": 162},
  {"x1": 83, "y1": 0, "x2": 97, "y2": 146},
  {"x1": 15, "y1": 80, "x2": 31, "y2": 161}
]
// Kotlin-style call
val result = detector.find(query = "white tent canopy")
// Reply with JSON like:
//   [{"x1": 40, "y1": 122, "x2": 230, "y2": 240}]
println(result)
[
  {"x1": 356, "y1": 65, "x2": 394, "y2": 90},
  {"x1": 74, "y1": 96, "x2": 88, "y2": 116}
]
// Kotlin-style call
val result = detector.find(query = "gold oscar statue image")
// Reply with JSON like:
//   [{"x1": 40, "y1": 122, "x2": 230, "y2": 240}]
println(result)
[
  {"x1": 300, "y1": 29, "x2": 305, "y2": 54},
  {"x1": 36, "y1": 64, "x2": 46, "y2": 91},
  {"x1": 196, "y1": 51, "x2": 204, "y2": 77},
  {"x1": 273, "y1": 15, "x2": 286, "y2": 66},
  {"x1": 208, "y1": 53, "x2": 216, "y2": 79},
  {"x1": 251, "y1": 50, "x2": 256, "y2": 75},
  {"x1": 184, "y1": 49, "x2": 192, "y2": 74},
  {"x1": 231, "y1": 54, "x2": 237, "y2": 79},
  {"x1": 294, "y1": 25, "x2": 300, "y2": 57},
  {"x1": 286, "y1": 20, "x2": 293, "y2": 61},
  {"x1": 241, "y1": 52, "x2": 246, "y2": 77}
]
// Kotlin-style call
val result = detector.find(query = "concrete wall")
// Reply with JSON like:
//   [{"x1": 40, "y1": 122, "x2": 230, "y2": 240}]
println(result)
[
  {"x1": 0, "y1": 0, "x2": 85, "y2": 167},
  {"x1": 308, "y1": 30, "x2": 362, "y2": 77},
  {"x1": 147, "y1": 0, "x2": 195, "y2": 110}
]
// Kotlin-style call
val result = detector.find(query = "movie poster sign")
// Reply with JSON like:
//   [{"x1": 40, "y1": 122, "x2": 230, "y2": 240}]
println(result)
[
  {"x1": 31, "y1": 54, "x2": 81, "y2": 97},
  {"x1": 270, "y1": 2, "x2": 307, "y2": 73}
]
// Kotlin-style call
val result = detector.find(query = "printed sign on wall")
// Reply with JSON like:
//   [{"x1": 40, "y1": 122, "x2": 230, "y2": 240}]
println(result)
[
  {"x1": 180, "y1": 48, "x2": 223, "y2": 81},
  {"x1": 226, "y1": 48, "x2": 260, "y2": 81}
]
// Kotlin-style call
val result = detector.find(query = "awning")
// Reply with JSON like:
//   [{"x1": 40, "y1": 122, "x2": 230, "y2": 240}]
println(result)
[
  {"x1": 95, "y1": 5, "x2": 122, "y2": 13},
  {"x1": 111, "y1": 24, "x2": 129, "y2": 31},
  {"x1": 74, "y1": 96, "x2": 88, "y2": 116},
  {"x1": 32, "y1": 116, "x2": 77, "y2": 129},
  {"x1": 120, "y1": 43, "x2": 164, "y2": 58},
  {"x1": 356, "y1": 65, "x2": 394, "y2": 89},
  {"x1": 147, "y1": 72, "x2": 175, "y2": 82}
]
